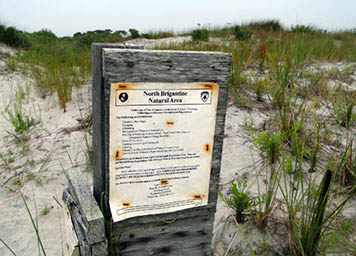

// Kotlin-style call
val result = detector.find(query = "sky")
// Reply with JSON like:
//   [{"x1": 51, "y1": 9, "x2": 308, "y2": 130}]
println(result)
[{"x1": 1, "y1": 0, "x2": 356, "y2": 37}]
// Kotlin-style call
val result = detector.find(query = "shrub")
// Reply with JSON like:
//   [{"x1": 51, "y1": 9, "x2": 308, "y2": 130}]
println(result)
[
  {"x1": 191, "y1": 29, "x2": 209, "y2": 41},
  {"x1": 4, "y1": 89, "x2": 37, "y2": 134},
  {"x1": 253, "y1": 131, "x2": 284, "y2": 165},
  {"x1": 246, "y1": 19, "x2": 283, "y2": 32},
  {"x1": 72, "y1": 29, "x2": 124, "y2": 47},
  {"x1": 75, "y1": 31, "x2": 100, "y2": 48},
  {"x1": 0, "y1": 25, "x2": 30, "y2": 49},
  {"x1": 291, "y1": 24, "x2": 325, "y2": 34},
  {"x1": 29, "y1": 29, "x2": 57, "y2": 44},
  {"x1": 113, "y1": 30, "x2": 127, "y2": 39},
  {"x1": 73, "y1": 32, "x2": 82, "y2": 37},
  {"x1": 339, "y1": 142, "x2": 356, "y2": 187},
  {"x1": 234, "y1": 25, "x2": 252, "y2": 40},
  {"x1": 141, "y1": 33, "x2": 153, "y2": 39},
  {"x1": 129, "y1": 28, "x2": 141, "y2": 39},
  {"x1": 331, "y1": 92, "x2": 356, "y2": 129},
  {"x1": 220, "y1": 178, "x2": 256, "y2": 223}
]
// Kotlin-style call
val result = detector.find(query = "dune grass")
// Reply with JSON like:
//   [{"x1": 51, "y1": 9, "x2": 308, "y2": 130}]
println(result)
[
  {"x1": 0, "y1": 191, "x2": 47, "y2": 256},
  {"x1": 154, "y1": 20, "x2": 356, "y2": 254},
  {"x1": 20, "y1": 37, "x2": 91, "y2": 112},
  {"x1": 1, "y1": 20, "x2": 356, "y2": 255}
]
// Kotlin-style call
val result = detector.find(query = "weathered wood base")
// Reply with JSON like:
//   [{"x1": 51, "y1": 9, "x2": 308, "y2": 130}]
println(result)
[
  {"x1": 63, "y1": 174, "x2": 215, "y2": 255},
  {"x1": 63, "y1": 170, "x2": 215, "y2": 255},
  {"x1": 110, "y1": 212, "x2": 214, "y2": 256},
  {"x1": 63, "y1": 168, "x2": 108, "y2": 255}
]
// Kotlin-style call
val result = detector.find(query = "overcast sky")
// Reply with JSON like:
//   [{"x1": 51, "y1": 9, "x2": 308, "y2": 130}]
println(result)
[{"x1": 1, "y1": 0, "x2": 356, "y2": 37}]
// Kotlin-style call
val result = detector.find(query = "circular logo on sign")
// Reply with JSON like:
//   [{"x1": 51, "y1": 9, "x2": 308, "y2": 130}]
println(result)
[
  {"x1": 119, "y1": 92, "x2": 128, "y2": 103},
  {"x1": 201, "y1": 91, "x2": 209, "y2": 102}
]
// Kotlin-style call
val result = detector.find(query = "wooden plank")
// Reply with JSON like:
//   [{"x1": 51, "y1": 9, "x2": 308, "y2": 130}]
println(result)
[
  {"x1": 97, "y1": 49, "x2": 231, "y2": 255},
  {"x1": 63, "y1": 203, "x2": 80, "y2": 256},
  {"x1": 92, "y1": 43, "x2": 143, "y2": 206},
  {"x1": 112, "y1": 215, "x2": 214, "y2": 255},
  {"x1": 63, "y1": 168, "x2": 108, "y2": 255}
]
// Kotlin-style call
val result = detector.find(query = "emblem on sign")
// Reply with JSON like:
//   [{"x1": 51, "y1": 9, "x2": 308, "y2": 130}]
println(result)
[
  {"x1": 119, "y1": 92, "x2": 128, "y2": 103},
  {"x1": 201, "y1": 91, "x2": 209, "y2": 102}
]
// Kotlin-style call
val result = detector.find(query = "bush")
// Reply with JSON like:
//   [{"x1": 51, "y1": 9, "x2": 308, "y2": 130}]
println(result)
[
  {"x1": 220, "y1": 178, "x2": 256, "y2": 223},
  {"x1": 75, "y1": 31, "x2": 99, "y2": 48},
  {"x1": 141, "y1": 33, "x2": 153, "y2": 39},
  {"x1": 246, "y1": 19, "x2": 283, "y2": 32},
  {"x1": 29, "y1": 29, "x2": 57, "y2": 44},
  {"x1": 129, "y1": 28, "x2": 141, "y2": 39},
  {"x1": 291, "y1": 24, "x2": 325, "y2": 34},
  {"x1": 0, "y1": 25, "x2": 30, "y2": 49},
  {"x1": 191, "y1": 29, "x2": 209, "y2": 41},
  {"x1": 234, "y1": 25, "x2": 252, "y2": 40},
  {"x1": 253, "y1": 131, "x2": 284, "y2": 165}
]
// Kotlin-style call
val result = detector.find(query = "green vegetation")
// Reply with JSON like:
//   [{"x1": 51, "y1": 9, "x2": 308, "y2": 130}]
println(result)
[
  {"x1": 220, "y1": 177, "x2": 257, "y2": 223},
  {"x1": 40, "y1": 205, "x2": 50, "y2": 216},
  {"x1": 246, "y1": 19, "x2": 283, "y2": 32},
  {"x1": 0, "y1": 192, "x2": 47, "y2": 256},
  {"x1": 253, "y1": 131, "x2": 283, "y2": 165},
  {"x1": 331, "y1": 90, "x2": 356, "y2": 129},
  {"x1": 129, "y1": 28, "x2": 140, "y2": 39},
  {"x1": 1, "y1": 19, "x2": 356, "y2": 255},
  {"x1": 234, "y1": 25, "x2": 252, "y2": 40},
  {"x1": 2, "y1": 20, "x2": 355, "y2": 114},
  {"x1": 3, "y1": 84, "x2": 38, "y2": 134},
  {"x1": 0, "y1": 24, "x2": 30, "y2": 49},
  {"x1": 141, "y1": 31, "x2": 175, "y2": 39},
  {"x1": 191, "y1": 28, "x2": 209, "y2": 41},
  {"x1": 153, "y1": 20, "x2": 356, "y2": 254}
]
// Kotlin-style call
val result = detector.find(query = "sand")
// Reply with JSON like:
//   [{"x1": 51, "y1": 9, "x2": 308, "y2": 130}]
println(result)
[{"x1": 0, "y1": 43, "x2": 92, "y2": 255}]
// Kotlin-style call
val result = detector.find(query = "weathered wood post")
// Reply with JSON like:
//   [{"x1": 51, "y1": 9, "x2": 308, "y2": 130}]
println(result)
[
  {"x1": 96, "y1": 48, "x2": 232, "y2": 255},
  {"x1": 64, "y1": 44, "x2": 231, "y2": 256}
]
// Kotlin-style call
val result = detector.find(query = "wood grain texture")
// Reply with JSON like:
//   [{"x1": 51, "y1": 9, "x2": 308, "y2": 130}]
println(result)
[
  {"x1": 92, "y1": 44, "x2": 143, "y2": 206},
  {"x1": 98, "y1": 49, "x2": 232, "y2": 255},
  {"x1": 63, "y1": 168, "x2": 108, "y2": 255}
]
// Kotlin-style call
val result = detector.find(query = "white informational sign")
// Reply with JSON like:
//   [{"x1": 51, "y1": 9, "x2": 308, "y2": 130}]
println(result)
[{"x1": 109, "y1": 82, "x2": 219, "y2": 222}]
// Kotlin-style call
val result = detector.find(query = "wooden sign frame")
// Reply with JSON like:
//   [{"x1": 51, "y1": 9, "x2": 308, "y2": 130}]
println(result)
[{"x1": 91, "y1": 46, "x2": 231, "y2": 255}]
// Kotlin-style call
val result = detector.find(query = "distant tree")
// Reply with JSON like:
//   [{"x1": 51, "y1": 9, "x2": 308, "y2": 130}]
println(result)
[
  {"x1": 31, "y1": 29, "x2": 57, "y2": 44},
  {"x1": 75, "y1": 32, "x2": 97, "y2": 47},
  {"x1": 246, "y1": 20, "x2": 283, "y2": 32},
  {"x1": 129, "y1": 28, "x2": 140, "y2": 39},
  {"x1": 291, "y1": 24, "x2": 322, "y2": 34},
  {"x1": 0, "y1": 24, "x2": 30, "y2": 49},
  {"x1": 73, "y1": 32, "x2": 82, "y2": 37},
  {"x1": 114, "y1": 30, "x2": 127, "y2": 37},
  {"x1": 141, "y1": 33, "x2": 153, "y2": 39},
  {"x1": 93, "y1": 30, "x2": 104, "y2": 34},
  {"x1": 92, "y1": 29, "x2": 111, "y2": 36}
]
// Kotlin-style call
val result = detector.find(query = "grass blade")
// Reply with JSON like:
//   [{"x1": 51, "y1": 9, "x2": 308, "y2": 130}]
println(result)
[
  {"x1": 20, "y1": 191, "x2": 47, "y2": 256},
  {"x1": 0, "y1": 238, "x2": 17, "y2": 256}
]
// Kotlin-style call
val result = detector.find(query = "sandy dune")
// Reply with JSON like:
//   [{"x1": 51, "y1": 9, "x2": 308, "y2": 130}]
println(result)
[{"x1": 0, "y1": 42, "x2": 355, "y2": 255}]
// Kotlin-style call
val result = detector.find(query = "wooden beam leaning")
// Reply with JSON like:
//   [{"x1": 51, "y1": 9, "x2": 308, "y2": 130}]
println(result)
[
  {"x1": 96, "y1": 49, "x2": 232, "y2": 255},
  {"x1": 63, "y1": 168, "x2": 107, "y2": 255}
]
